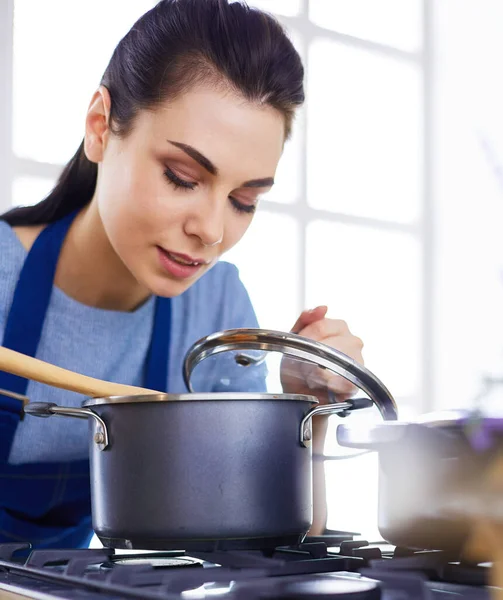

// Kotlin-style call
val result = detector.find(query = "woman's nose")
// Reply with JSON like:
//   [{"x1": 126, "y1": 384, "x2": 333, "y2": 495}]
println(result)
[
  {"x1": 184, "y1": 195, "x2": 225, "y2": 248},
  {"x1": 201, "y1": 236, "x2": 223, "y2": 248}
]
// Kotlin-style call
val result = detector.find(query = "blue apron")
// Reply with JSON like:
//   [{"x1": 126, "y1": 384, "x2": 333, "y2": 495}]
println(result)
[{"x1": 0, "y1": 211, "x2": 171, "y2": 548}]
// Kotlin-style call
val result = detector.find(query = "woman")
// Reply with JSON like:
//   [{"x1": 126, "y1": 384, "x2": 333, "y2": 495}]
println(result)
[{"x1": 0, "y1": 0, "x2": 364, "y2": 548}]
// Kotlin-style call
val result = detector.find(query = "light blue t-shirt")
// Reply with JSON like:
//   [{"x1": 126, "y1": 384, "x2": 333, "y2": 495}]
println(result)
[{"x1": 0, "y1": 221, "x2": 266, "y2": 465}]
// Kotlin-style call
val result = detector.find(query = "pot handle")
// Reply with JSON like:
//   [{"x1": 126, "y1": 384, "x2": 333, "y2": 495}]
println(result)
[
  {"x1": 336, "y1": 421, "x2": 409, "y2": 450},
  {"x1": 24, "y1": 402, "x2": 109, "y2": 450},
  {"x1": 337, "y1": 416, "x2": 472, "y2": 454},
  {"x1": 300, "y1": 397, "x2": 373, "y2": 447},
  {"x1": 183, "y1": 328, "x2": 398, "y2": 421}
]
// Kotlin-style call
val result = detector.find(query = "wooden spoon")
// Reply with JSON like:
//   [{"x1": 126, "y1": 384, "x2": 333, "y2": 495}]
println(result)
[{"x1": 0, "y1": 346, "x2": 160, "y2": 404}]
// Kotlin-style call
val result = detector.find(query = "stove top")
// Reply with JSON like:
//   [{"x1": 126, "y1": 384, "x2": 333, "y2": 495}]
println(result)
[{"x1": 0, "y1": 533, "x2": 493, "y2": 599}]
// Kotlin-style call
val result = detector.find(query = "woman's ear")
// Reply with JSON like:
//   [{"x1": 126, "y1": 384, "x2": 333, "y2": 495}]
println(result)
[{"x1": 84, "y1": 85, "x2": 112, "y2": 163}]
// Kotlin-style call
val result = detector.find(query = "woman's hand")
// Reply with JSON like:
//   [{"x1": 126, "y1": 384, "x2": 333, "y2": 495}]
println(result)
[{"x1": 280, "y1": 305, "x2": 364, "y2": 404}]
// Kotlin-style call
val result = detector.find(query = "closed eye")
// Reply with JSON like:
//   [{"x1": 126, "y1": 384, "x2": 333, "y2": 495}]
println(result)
[
  {"x1": 229, "y1": 197, "x2": 257, "y2": 214},
  {"x1": 164, "y1": 165, "x2": 258, "y2": 215},
  {"x1": 164, "y1": 166, "x2": 197, "y2": 190}
]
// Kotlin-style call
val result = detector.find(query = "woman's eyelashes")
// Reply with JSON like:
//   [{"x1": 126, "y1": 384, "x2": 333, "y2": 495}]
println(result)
[
  {"x1": 164, "y1": 166, "x2": 257, "y2": 215},
  {"x1": 164, "y1": 165, "x2": 196, "y2": 190},
  {"x1": 230, "y1": 197, "x2": 256, "y2": 214}
]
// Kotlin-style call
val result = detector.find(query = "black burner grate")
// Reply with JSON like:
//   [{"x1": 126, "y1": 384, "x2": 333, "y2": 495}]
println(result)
[{"x1": 0, "y1": 537, "x2": 492, "y2": 600}]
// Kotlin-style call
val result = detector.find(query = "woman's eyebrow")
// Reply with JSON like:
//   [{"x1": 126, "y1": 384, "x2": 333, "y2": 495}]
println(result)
[
  {"x1": 242, "y1": 177, "x2": 274, "y2": 188},
  {"x1": 168, "y1": 140, "x2": 218, "y2": 175},
  {"x1": 167, "y1": 140, "x2": 275, "y2": 188}
]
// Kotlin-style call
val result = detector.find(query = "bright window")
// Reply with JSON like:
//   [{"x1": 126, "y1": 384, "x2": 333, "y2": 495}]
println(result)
[
  {"x1": 307, "y1": 40, "x2": 422, "y2": 223},
  {"x1": 309, "y1": 0, "x2": 423, "y2": 52},
  {"x1": 13, "y1": 0, "x2": 154, "y2": 164}
]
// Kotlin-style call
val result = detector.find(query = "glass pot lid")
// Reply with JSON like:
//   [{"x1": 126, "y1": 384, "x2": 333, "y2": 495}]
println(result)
[{"x1": 183, "y1": 328, "x2": 398, "y2": 421}]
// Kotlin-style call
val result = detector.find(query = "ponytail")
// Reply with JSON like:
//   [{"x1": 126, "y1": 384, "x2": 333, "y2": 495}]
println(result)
[{"x1": 1, "y1": 141, "x2": 97, "y2": 226}]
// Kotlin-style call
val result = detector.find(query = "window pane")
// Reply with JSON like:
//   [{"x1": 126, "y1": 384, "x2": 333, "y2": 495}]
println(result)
[
  {"x1": 224, "y1": 211, "x2": 300, "y2": 332},
  {"x1": 13, "y1": 0, "x2": 154, "y2": 164},
  {"x1": 246, "y1": 0, "x2": 302, "y2": 17},
  {"x1": 12, "y1": 176, "x2": 55, "y2": 207},
  {"x1": 309, "y1": 0, "x2": 422, "y2": 53},
  {"x1": 265, "y1": 109, "x2": 304, "y2": 205},
  {"x1": 263, "y1": 28, "x2": 304, "y2": 205},
  {"x1": 306, "y1": 221, "x2": 421, "y2": 400},
  {"x1": 307, "y1": 40, "x2": 422, "y2": 223}
]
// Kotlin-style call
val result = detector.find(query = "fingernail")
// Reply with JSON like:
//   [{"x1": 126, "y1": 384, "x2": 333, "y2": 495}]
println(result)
[{"x1": 308, "y1": 306, "x2": 327, "y2": 313}]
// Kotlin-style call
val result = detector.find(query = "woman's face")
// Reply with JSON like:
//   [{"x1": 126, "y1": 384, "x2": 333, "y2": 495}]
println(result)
[{"x1": 91, "y1": 85, "x2": 285, "y2": 297}]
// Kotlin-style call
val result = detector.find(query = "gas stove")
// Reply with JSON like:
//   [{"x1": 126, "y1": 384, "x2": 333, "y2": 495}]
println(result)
[{"x1": 0, "y1": 532, "x2": 493, "y2": 599}]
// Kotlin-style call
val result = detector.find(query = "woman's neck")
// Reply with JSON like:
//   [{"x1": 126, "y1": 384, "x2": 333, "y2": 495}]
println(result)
[{"x1": 54, "y1": 203, "x2": 151, "y2": 312}]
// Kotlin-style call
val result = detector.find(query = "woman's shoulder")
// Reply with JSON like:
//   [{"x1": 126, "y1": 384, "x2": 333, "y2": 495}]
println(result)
[
  {"x1": 0, "y1": 222, "x2": 47, "y2": 273},
  {"x1": 0, "y1": 220, "x2": 31, "y2": 317},
  {"x1": 190, "y1": 260, "x2": 244, "y2": 298},
  {"x1": 9, "y1": 224, "x2": 45, "y2": 251},
  {"x1": 0, "y1": 220, "x2": 27, "y2": 271},
  {"x1": 179, "y1": 260, "x2": 257, "y2": 329},
  {"x1": 200, "y1": 259, "x2": 238, "y2": 280}
]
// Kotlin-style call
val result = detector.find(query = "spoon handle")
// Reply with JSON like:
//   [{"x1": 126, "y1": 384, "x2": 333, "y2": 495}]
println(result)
[{"x1": 0, "y1": 346, "x2": 158, "y2": 400}]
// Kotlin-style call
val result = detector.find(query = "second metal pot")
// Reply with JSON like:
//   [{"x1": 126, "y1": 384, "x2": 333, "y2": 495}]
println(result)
[{"x1": 337, "y1": 411, "x2": 503, "y2": 552}]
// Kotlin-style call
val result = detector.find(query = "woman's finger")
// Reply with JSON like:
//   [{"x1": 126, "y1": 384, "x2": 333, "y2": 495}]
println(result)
[
  {"x1": 297, "y1": 318, "x2": 352, "y2": 343},
  {"x1": 290, "y1": 306, "x2": 328, "y2": 334}
]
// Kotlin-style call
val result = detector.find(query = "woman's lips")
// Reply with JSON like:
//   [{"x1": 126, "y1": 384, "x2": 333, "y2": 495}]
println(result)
[{"x1": 157, "y1": 247, "x2": 206, "y2": 279}]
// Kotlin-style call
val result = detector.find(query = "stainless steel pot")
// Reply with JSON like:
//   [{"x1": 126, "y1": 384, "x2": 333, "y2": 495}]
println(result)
[
  {"x1": 337, "y1": 410, "x2": 503, "y2": 552},
  {"x1": 24, "y1": 328, "x2": 398, "y2": 551}
]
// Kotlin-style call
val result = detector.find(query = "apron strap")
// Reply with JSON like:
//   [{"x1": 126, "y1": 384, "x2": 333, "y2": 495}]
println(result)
[
  {"x1": 145, "y1": 296, "x2": 171, "y2": 392},
  {"x1": 0, "y1": 213, "x2": 76, "y2": 396},
  {"x1": 0, "y1": 213, "x2": 77, "y2": 460}
]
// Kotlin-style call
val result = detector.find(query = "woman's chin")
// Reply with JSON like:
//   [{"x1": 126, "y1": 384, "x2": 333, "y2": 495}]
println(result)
[{"x1": 144, "y1": 270, "x2": 204, "y2": 299}]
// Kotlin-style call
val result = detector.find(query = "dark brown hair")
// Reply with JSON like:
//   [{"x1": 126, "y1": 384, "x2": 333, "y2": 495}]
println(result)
[{"x1": 3, "y1": 0, "x2": 304, "y2": 226}]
